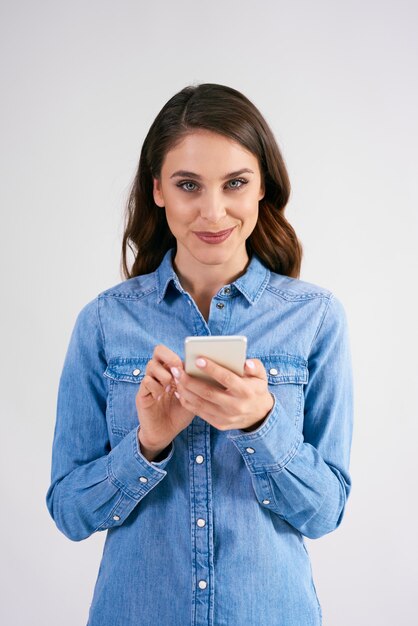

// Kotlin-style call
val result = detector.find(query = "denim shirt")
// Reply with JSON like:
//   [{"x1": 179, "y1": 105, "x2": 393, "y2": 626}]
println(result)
[{"x1": 46, "y1": 248, "x2": 354, "y2": 626}]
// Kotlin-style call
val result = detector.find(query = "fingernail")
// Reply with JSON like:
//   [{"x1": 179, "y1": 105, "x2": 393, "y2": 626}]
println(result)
[
  {"x1": 196, "y1": 358, "x2": 206, "y2": 368},
  {"x1": 170, "y1": 367, "x2": 181, "y2": 380},
  {"x1": 246, "y1": 359, "x2": 255, "y2": 369},
  {"x1": 157, "y1": 394, "x2": 162, "y2": 401},
  {"x1": 174, "y1": 391, "x2": 180, "y2": 400},
  {"x1": 165, "y1": 385, "x2": 171, "y2": 393}
]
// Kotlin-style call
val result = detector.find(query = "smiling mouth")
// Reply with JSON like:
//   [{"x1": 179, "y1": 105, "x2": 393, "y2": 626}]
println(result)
[{"x1": 193, "y1": 227, "x2": 236, "y2": 244}]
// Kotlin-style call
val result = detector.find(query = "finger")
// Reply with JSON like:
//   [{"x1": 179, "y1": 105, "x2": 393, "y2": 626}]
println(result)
[
  {"x1": 138, "y1": 374, "x2": 164, "y2": 400},
  {"x1": 146, "y1": 359, "x2": 174, "y2": 387},
  {"x1": 177, "y1": 372, "x2": 234, "y2": 411},
  {"x1": 194, "y1": 356, "x2": 241, "y2": 390},
  {"x1": 177, "y1": 375, "x2": 229, "y2": 413},
  {"x1": 175, "y1": 385, "x2": 220, "y2": 422},
  {"x1": 244, "y1": 358, "x2": 268, "y2": 380},
  {"x1": 153, "y1": 344, "x2": 184, "y2": 372}
]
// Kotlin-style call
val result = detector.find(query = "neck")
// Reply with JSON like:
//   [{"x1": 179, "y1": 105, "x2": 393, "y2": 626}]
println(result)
[{"x1": 173, "y1": 248, "x2": 250, "y2": 303}]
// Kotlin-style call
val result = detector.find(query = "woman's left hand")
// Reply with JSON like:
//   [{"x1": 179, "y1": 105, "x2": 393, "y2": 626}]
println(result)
[{"x1": 173, "y1": 357, "x2": 274, "y2": 432}]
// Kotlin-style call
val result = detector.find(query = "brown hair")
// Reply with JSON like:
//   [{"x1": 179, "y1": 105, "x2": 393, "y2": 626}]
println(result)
[{"x1": 121, "y1": 83, "x2": 303, "y2": 279}]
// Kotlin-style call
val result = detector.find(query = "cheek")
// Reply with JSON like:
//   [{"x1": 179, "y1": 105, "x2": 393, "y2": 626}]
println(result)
[
  {"x1": 233, "y1": 196, "x2": 259, "y2": 224},
  {"x1": 164, "y1": 200, "x2": 193, "y2": 232}
]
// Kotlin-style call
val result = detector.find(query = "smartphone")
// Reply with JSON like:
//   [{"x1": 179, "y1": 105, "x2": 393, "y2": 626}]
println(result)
[{"x1": 184, "y1": 335, "x2": 247, "y2": 387}]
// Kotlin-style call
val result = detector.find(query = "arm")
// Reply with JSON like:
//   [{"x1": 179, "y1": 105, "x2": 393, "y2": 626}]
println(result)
[
  {"x1": 45, "y1": 297, "x2": 174, "y2": 542},
  {"x1": 227, "y1": 294, "x2": 354, "y2": 539}
]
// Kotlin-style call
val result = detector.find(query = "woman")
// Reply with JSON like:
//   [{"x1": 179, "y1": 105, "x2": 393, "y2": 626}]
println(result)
[{"x1": 46, "y1": 83, "x2": 354, "y2": 626}]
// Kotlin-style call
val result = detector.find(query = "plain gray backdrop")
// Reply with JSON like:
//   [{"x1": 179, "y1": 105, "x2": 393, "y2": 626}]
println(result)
[{"x1": 1, "y1": 1, "x2": 417, "y2": 624}]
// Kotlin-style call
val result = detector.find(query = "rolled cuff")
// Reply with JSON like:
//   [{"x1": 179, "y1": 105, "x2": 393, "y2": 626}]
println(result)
[
  {"x1": 227, "y1": 394, "x2": 303, "y2": 472},
  {"x1": 108, "y1": 426, "x2": 174, "y2": 500}
]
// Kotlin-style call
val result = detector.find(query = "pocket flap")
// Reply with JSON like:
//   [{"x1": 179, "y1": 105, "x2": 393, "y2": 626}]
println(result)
[
  {"x1": 259, "y1": 354, "x2": 308, "y2": 384},
  {"x1": 103, "y1": 357, "x2": 149, "y2": 383}
]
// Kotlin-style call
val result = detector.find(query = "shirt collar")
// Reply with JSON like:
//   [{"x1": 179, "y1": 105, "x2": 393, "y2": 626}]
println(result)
[
  {"x1": 156, "y1": 247, "x2": 270, "y2": 305},
  {"x1": 156, "y1": 248, "x2": 186, "y2": 302}
]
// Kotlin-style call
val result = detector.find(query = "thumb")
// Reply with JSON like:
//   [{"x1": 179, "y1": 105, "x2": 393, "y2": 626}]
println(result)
[{"x1": 244, "y1": 358, "x2": 267, "y2": 380}]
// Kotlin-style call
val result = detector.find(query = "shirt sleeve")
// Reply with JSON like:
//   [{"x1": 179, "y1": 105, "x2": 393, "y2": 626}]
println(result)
[
  {"x1": 45, "y1": 297, "x2": 174, "y2": 542},
  {"x1": 227, "y1": 293, "x2": 354, "y2": 540}
]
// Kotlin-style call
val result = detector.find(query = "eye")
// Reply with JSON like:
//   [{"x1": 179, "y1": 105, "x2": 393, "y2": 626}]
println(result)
[
  {"x1": 177, "y1": 181, "x2": 199, "y2": 192},
  {"x1": 226, "y1": 178, "x2": 248, "y2": 190}
]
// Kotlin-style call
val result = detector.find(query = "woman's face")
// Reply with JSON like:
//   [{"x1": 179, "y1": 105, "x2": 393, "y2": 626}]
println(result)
[{"x1": 153, "y1": 129, "x2": 264, "y2": 273}]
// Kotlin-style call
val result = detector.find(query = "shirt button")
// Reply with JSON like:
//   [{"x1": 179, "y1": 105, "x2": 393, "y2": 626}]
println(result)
[
  {"x1": 139, "y1": 476, "x2": 148, "y2": 483},
  {"x1": 246, "y1": 447, "x2": 255, "y2": 454},
  {"x1": 269, "y1": 368, "x2": 279, "y2": 376},
  {"x1": 216, "y1": 302, "x2": 225, "y2": 309},
  {"x1": 113, "y1": 515, "x2": 120, "y2": 521},
  {"x1": 196, "y1": 518, "x2": 206, "y2": 527},
  {"x1": 198, "y1": 580, "x2": 207, "y2": 590},
  {"x1": 195, "y1": 455, "x2": 204, "y2": 464},
  {"x1": 223, "y1": 287, "x2": 231, "y2": 294},
  {"x1": 262, "y1": 499, "x2": 271, "y2": 505},
  {"x1": 132, "y1": 368, "x2": 141, "y2": 376}
]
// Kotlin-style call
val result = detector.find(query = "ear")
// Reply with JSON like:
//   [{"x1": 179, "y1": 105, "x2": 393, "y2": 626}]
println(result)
[
  {"x1": 153, "y1": 177, "x2": 165, "y2": 207},
  {"x1": 258, "y1": 182, "x2": 265, "y2": 202}
]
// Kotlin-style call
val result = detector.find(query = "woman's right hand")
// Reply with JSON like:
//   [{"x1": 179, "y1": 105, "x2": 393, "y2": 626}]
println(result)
[{"x1": 135, "y1": 344, "x2": 195, "y2": 459}]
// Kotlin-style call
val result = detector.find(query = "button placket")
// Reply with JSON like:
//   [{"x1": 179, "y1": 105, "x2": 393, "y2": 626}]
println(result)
[{"x1": 189, "y1": 419, "x2": 214, "y2": 619}]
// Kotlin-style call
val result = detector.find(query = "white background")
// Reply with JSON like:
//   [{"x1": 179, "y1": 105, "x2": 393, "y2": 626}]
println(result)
[{"x1": 1, "y1": 1, "x2": 417, "y2": 624}]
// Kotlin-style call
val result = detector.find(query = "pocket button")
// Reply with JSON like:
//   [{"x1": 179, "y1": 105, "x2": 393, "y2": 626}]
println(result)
[
  {"x1": 132, "y1": 368, "x2": 141, "y2": 376},
  {"x1": 269, "y1": 368, "x2": 279, "y2": 376}
]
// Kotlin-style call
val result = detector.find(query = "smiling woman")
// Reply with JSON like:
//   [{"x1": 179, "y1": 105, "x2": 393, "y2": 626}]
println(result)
[
  {"x1": 121, "y1": 83, "x2": 299, "y2": 281},
  {"x1": 151, "y1": 130, "x2": 265, "y2": 314},
  {"x1": 46, "y1": 83, "x2": 354, "y2": 626}
]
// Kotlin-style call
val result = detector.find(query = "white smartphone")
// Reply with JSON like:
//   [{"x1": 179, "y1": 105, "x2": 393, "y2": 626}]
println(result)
[{"x1": 184, "y1": 335, "x2": 247, "y2": 387}]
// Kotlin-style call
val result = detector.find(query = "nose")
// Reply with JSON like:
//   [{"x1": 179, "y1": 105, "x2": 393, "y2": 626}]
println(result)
[{"x1": 199, "y1": 189, "x2": 227, "y2": 223}]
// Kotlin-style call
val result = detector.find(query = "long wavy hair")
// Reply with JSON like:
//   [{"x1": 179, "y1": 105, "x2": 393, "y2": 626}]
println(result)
[{"x1": 121, "y1": 83, "x2": 303, "y2": 279}]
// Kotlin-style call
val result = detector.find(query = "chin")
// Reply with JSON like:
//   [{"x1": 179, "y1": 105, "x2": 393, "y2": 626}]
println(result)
[{"x1": 192, "y1": 248, "x2": 232, "y2": 266}]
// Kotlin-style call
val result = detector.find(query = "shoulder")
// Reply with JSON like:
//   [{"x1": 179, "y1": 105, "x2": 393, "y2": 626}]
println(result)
[
  {"x1": 97, "y1": 271, "x2": 158, "y2": 301},
  {"x1": 265, "y1": 270, "x2": 349, "y2": 329},
  {"x1": 72, "y1": 271, "x2": 158, "y2": 329},
  {"x1": 266, "y1": 270, "x2": 333, "y2": 302}
]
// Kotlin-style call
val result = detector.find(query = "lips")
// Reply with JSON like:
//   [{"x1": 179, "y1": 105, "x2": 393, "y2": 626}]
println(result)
[{"x1": 193, "y1": 227, "x2": 236, "y2": 244}]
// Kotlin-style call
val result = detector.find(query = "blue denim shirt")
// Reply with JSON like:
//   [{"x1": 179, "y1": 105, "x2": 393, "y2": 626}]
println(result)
[{"x1": 46, "y1": 248, "x2": 354, "y2": 626}]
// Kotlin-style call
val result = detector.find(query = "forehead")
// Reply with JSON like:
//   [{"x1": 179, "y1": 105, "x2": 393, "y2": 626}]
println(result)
[{"x1": 161, "y1": 130, "x2": 260, "y2": 177}]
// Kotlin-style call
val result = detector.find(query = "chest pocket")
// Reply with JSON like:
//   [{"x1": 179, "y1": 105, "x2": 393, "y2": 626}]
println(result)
[
  {"x1": 103, "y1": 357, "x2": 149, "y2": 437},
  {"x1": 258, "y1": 354, "x2": 308, "y2": 429}
]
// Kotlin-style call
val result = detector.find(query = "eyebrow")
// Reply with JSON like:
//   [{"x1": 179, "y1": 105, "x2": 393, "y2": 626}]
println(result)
[{"x1": 170, "y1": 168, "x2": 255, "y2": 180}]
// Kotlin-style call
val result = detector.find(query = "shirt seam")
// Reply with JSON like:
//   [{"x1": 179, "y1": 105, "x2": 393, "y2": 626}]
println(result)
[
  {"x1": 307, "y1": 293, "x2": 334, "y2": 356},
  {"x1": 96, "y1": 295, "x2": 108, "y2": 362},
  {"x1": 99, "y1": 285, "x2": 158, "y2": 301},
  {"x1": 265, "y1": 284, "x2": 331, "y2": 302}
]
